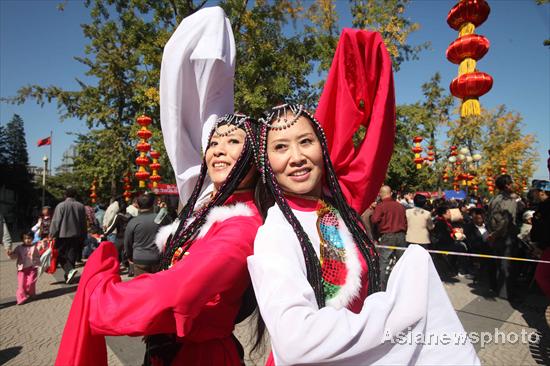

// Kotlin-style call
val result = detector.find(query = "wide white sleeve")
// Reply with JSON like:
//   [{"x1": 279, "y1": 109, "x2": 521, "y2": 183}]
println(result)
[
  {"x1": 160, "y1": 6, "x2": 236, "y2": 204},
  {"x1": 248, "y1": 225, "x2": 479, "y2": 365}
]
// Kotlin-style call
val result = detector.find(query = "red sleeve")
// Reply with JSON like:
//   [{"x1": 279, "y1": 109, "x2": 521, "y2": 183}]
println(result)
[
  {"x1": 370, "y1": 205, "x2": 382, "y2": 226},
  {"x1": 56, "y1": 216, "x2": 260, "y2": 366},
  {"x1": 315, "y1": 29, "x2": 396, "y2": 214}
]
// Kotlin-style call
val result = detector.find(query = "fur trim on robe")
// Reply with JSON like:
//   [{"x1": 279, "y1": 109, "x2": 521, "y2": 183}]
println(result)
[{"x1": 155, "y1": 203, "x2": 253, "y2": 253}]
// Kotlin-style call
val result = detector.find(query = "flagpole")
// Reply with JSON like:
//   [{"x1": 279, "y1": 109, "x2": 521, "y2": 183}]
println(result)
[{"x1": 49, "y1": 130, "x2": 53, "y2": 176}]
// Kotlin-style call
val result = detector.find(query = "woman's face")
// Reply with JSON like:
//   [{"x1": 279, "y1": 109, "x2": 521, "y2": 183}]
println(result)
[
  {"x1": 205, "y1": 125, "x2": 247, "y2": 192},
  {"x1": 267, "y1": 115, "x2": 324, "y2": 197}
]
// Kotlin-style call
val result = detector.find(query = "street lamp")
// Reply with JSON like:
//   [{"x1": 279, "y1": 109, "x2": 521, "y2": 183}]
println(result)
[{"x1": 42, "y1": 155, "x2": 48, "y2": 207}]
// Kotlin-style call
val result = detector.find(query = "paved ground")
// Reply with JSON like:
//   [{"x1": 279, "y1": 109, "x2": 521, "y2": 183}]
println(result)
[{"x1": 0, "y1": 245, "x2": 548, "y2": 365}]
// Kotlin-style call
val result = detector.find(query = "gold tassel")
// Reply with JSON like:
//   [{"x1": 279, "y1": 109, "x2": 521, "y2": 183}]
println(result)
[
  {"x1": 459, "y1": 58, "x2": 476, "y2": 75},
  {"x1": 459, "y1": 22, "x2": 475, "y2": 36},
  {"x1": 461, "y1": 99, "x2": 481, "y2": 117}
]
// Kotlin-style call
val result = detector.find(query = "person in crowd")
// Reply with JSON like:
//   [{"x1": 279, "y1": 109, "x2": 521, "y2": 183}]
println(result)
[
  {"x1": 531, "y1": 180, "x2": 550, "y2": 300},
  {"x1": 94, "y1": 202, "x2": 106, "y2": 230},
  {"x1": 102, "y1": 197, "x2": 120, "y2": 238},
  {"x1": 0, "y1": 213, "x2": 12, "y2": 253},
  {"x1": 56, "y1": 8, "x2": 265, "y2": 366},
  {"x1": 463, "y1": 208, "x2": 491, "y2": 284},
  {"x1": 31, "y1": 206, "x2": 52, "y2": 240},
  {"x1": 154, "y1": 197, "x2": 172, "y2": 226},
  {"x1": 486, "y1": 174, "x2": 520, "y2": 300},
  {"x1": 49, "y1": 187, "x2": 87, "y2": 284},
  {"x1": 123, "y1": 193, "x2": 160, "y2": 275},
  {"x1": 431, "y1": 205, "x2": 467, "y2": 279},
  {"x1": 370, "y1": 185, "x2": 407, "y2": 288},
  {"x1": 398, "y1": 192, "x2": 414, "y2": 208},
  {"x1": 7, "y1": 231, "x2": 45, "y2": 304},
  {"x1": 126, "y1": 196, "x2": 140, "y2": 217},
  {"x1": 405, "y1": 194, "x2": 434, "y2": 246},
  {"x1": 104, "y1": 199, "x2": 133, "y2": 272}
]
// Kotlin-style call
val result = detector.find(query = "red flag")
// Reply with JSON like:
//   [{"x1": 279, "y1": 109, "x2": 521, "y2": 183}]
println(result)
[{"x1": 37, "y1": 136, "x2": 51, "y2": 147}]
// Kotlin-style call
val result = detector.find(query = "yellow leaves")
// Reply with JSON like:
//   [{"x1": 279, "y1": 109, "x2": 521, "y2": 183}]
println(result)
[{"x1": 144, "y1": 87, "x2": 159, "y2": 104}]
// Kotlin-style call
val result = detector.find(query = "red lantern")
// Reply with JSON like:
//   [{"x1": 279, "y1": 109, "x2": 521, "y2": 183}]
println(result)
[
  {"x1": 149, "y1": 150, "x2": 162, "y2": 188},
  {"x1": 136, "y1": 115, "x2": 152, "y2": 127},
  {"x1": 447, "y1": 0, "x2": 490, "y2": 31},
  {"x1": 446, "y1": 34, "x2": 490, "y2": 64},
  {"x1": 135, "y1": 170, "x2": 150, "y2": 181},
  {"x1": 446, "y1": 0, "x2": 492, "y2": 117},
  {"x1": 89, "y1": 179, "x2": 98, "y2": 204},
  {"x1": 135, "y1": 115, "x2": 153, "y2": 188},
  {"x1": 412, "y1": 136, "x2": 424, "y2": 169},
  {"x1": 123, "y1": 173, "x2": 132, "y2": 202},
  {"x1": 137, "y1": 128, "x2": 153, "y2": 140},
  {"x1": 136, "y1": 156, "x2": 149, "y2": 166},
  {"x1": 450, "y1": 72, "x2": 493, "y2": 99}
]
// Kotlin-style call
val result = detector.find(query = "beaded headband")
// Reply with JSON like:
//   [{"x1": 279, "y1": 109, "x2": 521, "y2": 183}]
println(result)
[{"x1": 212, "y1": 113, "x2": 248, "y2": 137}]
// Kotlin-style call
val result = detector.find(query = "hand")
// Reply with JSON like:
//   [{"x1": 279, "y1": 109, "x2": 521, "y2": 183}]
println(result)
[{"x1": 6, "y1": 249, "x2": 13, "y2": 256}]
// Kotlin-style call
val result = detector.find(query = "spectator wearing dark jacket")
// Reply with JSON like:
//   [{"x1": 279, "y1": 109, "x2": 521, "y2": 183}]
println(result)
[
  {"x1": 124, "y1": 193, "x2": 160, "y2": 275},
  {"x1": 50, "y1": 187, "x2": 87, "y2": 284},
  {"x1": 431, "y1": 205, "x2": 466, "y2": 279}
]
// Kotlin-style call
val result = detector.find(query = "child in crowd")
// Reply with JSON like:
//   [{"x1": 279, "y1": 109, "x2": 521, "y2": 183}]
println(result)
[{"x1": 7, "y1": 231, "x2": 44, "y2": 305}]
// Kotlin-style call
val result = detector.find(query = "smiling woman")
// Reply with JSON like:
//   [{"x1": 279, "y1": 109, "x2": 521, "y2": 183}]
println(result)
[
  {"x1": 55, "y1": 8, "x2": 265, "y2": 366},
  {"x1": 267, "y1": 113, "x2": 324, "y2": 197},
  {"x1": 247, "y1": 28, "x2": 480, "y2": 366}
]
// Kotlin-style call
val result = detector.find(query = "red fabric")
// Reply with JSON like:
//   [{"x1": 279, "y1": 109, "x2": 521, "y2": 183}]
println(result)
[
  {"x1": 56, "y1": 192, "x2": 262, "y2": 366},
  {"x1": 47, "y1": 240, "x2": 58, "y2": 274},
  {"x1": 37, "y1": 136, "x2": 51, "y2": 147},
  {"x1": 315, "y1": 29, "x2": 396, "y2": 215},
  {"x1": 370, "y1": 197, "x2": 407, "y2": 234}
]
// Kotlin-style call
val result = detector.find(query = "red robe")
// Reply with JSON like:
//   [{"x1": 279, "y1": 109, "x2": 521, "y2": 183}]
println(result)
[{"x1": 55, "y1": 191, "x2": 262, "y2": 366}]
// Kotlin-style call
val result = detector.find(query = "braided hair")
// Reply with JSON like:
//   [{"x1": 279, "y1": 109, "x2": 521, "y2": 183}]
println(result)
[
  {"x1": 257, "y1": 104, "x2": 381, "y2": 308},
  {"x1": 160, "y1": 114, "x2": 259, "y2": 269}
]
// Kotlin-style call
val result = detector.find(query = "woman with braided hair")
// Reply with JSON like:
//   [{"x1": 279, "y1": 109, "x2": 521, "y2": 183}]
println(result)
[
  {"x1": 56, "y1": 8, "x2": 264, "y2": 366},
  {"x1": 247, "y1": 29, "x2": 479, "y2": 366}
]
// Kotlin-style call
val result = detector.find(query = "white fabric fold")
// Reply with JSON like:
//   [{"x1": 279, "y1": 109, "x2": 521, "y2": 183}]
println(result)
[
  {"x1": 160, "y1": 6, "x2": 236, "y2": 204},
  {"x1": 248, "y1": 205, "x2": 480, "y2": 365}
]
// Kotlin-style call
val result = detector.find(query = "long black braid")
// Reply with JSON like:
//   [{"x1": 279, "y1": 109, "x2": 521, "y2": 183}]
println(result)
[
  {"x1": 257, "y1": 104, "x2": 381, "y2": 308},
  {"x1": 160, "y1": 114, "x2": 259, "y2": 269}
]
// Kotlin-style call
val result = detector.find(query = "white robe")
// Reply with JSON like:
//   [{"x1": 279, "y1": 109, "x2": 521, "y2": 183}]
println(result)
[
  {"x1": 248, "y1": 204, "x2": 480, "y2": 365},
  {"x1": 160, "y1": 6, "x2": 235, "y2": 204}
]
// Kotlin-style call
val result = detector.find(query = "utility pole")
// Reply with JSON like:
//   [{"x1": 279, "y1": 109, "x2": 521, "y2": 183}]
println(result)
[{"x1": 42, "y1": 155, "x2": 48, "y2": 207}]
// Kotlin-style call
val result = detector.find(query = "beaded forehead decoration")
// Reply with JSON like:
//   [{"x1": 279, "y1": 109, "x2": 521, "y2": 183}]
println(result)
[{"x1": 212, "y1": 113, "x2": 248, "y2": 137}]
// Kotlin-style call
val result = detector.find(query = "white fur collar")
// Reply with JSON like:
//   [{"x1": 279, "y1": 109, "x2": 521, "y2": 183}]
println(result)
[
  {"x1": 155, "y1": 203, "x2": 253, "y2": 253},
  {"x1": 197, "y1": 202, "x2": 253, "y2": 238},
  {"x1": 326, "y1": 216, "x2": 363, "y2": 310},
  {"x1": 155, "y1": 219, "x2": 180, "y2": 253}
]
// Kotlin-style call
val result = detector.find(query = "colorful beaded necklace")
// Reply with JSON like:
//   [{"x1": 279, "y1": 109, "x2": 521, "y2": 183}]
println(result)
[{"x1": 316, "y1": 199, "x2": 349, "y2": 302}]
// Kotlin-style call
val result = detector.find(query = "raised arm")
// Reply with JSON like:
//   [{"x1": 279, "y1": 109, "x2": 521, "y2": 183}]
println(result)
[
  {"x1": 160, "y1": 6, "x2": 235, "y2": 204},
  {"x1": 315, "y1": 29, "x2": 395, "y2": 214},
  {"x1": 56, "y1": 215, "x2": 259, "y2": 366}
]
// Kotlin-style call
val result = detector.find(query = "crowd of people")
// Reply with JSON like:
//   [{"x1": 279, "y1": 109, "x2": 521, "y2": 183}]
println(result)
[
  {"x1": 365, "y1": 176, "x2": 550, "y2": 302},
  {"x1": 0, "y1": 186, "x2": 177, "y2": 305}
]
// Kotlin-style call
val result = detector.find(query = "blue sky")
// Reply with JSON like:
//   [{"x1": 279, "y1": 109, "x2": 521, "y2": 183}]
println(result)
[{"x1": 1, "y1": 0, "x2": 549, "y2": 179}]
